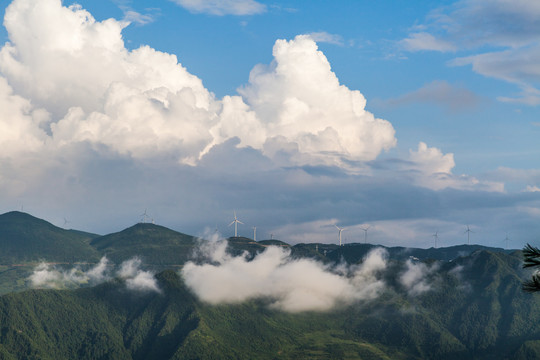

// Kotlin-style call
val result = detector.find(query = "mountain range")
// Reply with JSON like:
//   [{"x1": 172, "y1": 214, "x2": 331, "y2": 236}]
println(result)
[{"x1": 0, "y1": 210, "x2": 538, "y2": 359}]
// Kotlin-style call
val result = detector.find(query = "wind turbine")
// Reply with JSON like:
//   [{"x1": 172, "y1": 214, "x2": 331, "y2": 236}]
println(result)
[
  {"x1": 361, "y1": 225, "x2": 370, "y2": 244},
  {"x1": 464, "y1": 225, "x2": 473, "y2": 245},
  {"x1": 504, "y1": 232, "x2": 510, "y2": 249},
  {"x1": 335, "y1": 225, "x2": 346, "y2": 246},
  {"x1": 140, "y1": 209, "x2": 150, "y2": 223},
  {"x1": 253, "y1": 226, "x2": 257, "y2": 241},
  {"x1": 228, "y1": 211, "x2": 243, "y2": 237},
  {"x1": 432, "y1": 231, "x2": 439, "y2": 248}
]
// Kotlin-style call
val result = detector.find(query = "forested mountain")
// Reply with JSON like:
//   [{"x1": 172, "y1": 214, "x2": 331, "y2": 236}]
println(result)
[
  {"x1": 0, "y1": 211, "x2": 539, "y2": 359},
  {"x1": 0, "y1": 211, "x2": 100, "y2": 264},
  {"x1": 0, "y1": 211, "x2": 513, "y2": 267},
  {"x1": 90, "y1": 223, "x2": 197, "y2": 265},
  {"x1": 0, "y1": 251, "x2": 539, "y2": 359}
]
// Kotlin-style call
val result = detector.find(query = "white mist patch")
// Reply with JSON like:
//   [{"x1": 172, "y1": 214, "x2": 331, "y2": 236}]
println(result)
[
  {"x1": 29, "y1": 257, "x2": 160, "y2": 292},
  {"x1": 118, "y1": 257, "x2": 161, "y2": 293},
  {"x1": 181, "y1": 241, "x2": 388, "y2": 312},
  {"x1": 399, "y1": 259, "x2": 440, "y2": 296}
]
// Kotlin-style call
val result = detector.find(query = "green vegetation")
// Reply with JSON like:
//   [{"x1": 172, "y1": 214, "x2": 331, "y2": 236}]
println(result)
[
  {"x1": 0, "y1": 211, "x2": 100, "y2": 264},
  {"x1": 90, "y1": 223, "x2": 196, "y2": 265},
  {"x1": 0, "y1": 211, "x2": 539, "y2": 359},
  {"x1": 0, "y1": 250, "x2": 539, "y2": 359}
]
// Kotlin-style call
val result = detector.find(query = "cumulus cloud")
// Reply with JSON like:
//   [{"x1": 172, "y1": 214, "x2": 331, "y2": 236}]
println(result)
[
  {"x1": 0, "y1": 1, "x2": 396, "y2": 168},
  {"x1": 409, "y1": 142, "x2": 455, "y2": 175},
  {"x1": 0, "y1": 76, "x2": 48, "y2": 155},
  {"x1": 0, "y1": 0, "x2": 217, "y2": 162},
  {"x1": 29, "y1": 257, "x2": 160, "y2": 292},
  {"x1": 407, "y1": 142, "x2": 503, "y2": 191},
  {"x1": 238, "y1": 35, "x2": 397, "y2": 165},
  {"x1": 182, "y1": 240, "x2": 388, "y2": 312},
  {"x1": 171, "y1": 0, "x2": 266, "y2": 16}
]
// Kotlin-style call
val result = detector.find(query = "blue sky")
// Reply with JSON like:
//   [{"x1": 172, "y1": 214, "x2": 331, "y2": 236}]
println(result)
[{"x1": 0, "y1": 0, "x2": 539, "y2": 249}]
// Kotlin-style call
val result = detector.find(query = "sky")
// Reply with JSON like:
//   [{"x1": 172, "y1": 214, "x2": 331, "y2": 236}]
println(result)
[{"x1": 0, "y1": 0, "x2": 539, "y2": 249}]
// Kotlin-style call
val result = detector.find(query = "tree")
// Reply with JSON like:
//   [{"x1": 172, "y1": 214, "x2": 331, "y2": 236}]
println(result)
[{"x1": 522, "y1": 244, "x2": 540, "y2": 292}]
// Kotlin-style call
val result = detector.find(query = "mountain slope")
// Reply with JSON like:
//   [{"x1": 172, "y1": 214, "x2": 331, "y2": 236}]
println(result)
[
  {"x1": 0, "y1": 211, "x2": 100, "y2": 264},
  {"x1": 327, "y1": 243, "x2": 513, "y2": 264},
  {"x1": 0, "y1": 250, "x2": 539, "y2": 359},
  {"x1": 90, "y1": 223, "x2": 197, "y2": 265}
]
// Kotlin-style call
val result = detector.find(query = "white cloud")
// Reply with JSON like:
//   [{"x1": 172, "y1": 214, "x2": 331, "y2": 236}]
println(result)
[
  {"x1": 30, "y1": 257, "x2": 111, "y2": 289},
  {"x1": 171, "y1": 0, "x2": 266, "y2": 16},
  {"x1": 401, "y1": 0, "x2": 540, "y2": 105},
  {"x1": 307, "y1": 32, "x2": 344, "y2": 46},
  {"x1": 118, "y1": 258, "x2": 160, "y2": 292},
  {"x1": 485, "y1": 167, "x2": 540, "y2": 185},
  {"x1": 409, "y1": 142, "x2": 455, "y2": 175},
  {"x1": 451, "y1": 46, "x2": 540, "y2": 104},
  {"x1": 52, "y1": 81, "x2": 219, "y2": 164},
  {"x1": 123, "y1": 8, "x2": 155, "y2": 25},
  {"x1": 0, "y1": 1, "x2": 396, "y2": 167},
  {"x1": 400, "y1": 32, "x2": 456, "y2": 52},
  {"x1": 238, "y1": 35, "x2": 397, "y2": 166},
  {"x1": 399, "y1": 259, "x2": 439, "y2": 296},
  {"x1": 404, "y1": 0, "x2": 540, "y2": 51},
  {"x1": 382, "y1": 80, "x2": 481, "y2": 113},
  {"x1": 182, "y1": 240, "x2": 388, "y2": 312},
  {"x1": 0, "y1": 0, "x2": 214, "y2": 119},
  {"x1": 0, "y1": 76, "x2": 48, "y2": 155},
  {"x1": 29, "y1": 257, "x2": 160, "y2": 292},
  {"x1": 85, "y1": 257, "x2": 111, "y2": 282},
  {"x1": 408, "y1": 142, "x2": 503, "y2": 191}
]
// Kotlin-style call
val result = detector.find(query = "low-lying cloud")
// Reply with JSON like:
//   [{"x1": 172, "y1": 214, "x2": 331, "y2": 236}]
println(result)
[
  {"x1": 399, "y1": 259, "x2": 440, "y2": 296},
  {"x1": 182, "y1": 240, "x2": 388, "y2": 312},
  {"x1": 29, "y1": 257, "x2": 160, "y2": 292}
]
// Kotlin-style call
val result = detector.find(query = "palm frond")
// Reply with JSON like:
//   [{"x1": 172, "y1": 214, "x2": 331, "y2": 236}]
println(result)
[
  {"x1": 523, "y1": 243, "x2": 540, "y2": 268},
  {"x1": 523, "y1": 273, "x2": 540, "y2": 292}
]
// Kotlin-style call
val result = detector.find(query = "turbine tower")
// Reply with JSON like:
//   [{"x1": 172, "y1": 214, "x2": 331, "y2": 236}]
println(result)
[
  {"x1": 432, "y1": 231, "x2": 439, "y2": 248},
  {"x1": 464, "y1": 225, "x2": 473, "y2": 245},
  {"x1": 140, "y1": 209, "x2": 150, "y2": 223},
  {"x1": 228, "y1": 211, "x2": 243, "y2": 237},
  {"x1": 361, "y1": 226, "x2": 370, "y2": 244},
  {"x1": 504, "y1": 232, "x2": 510, "y2": 249},
  {"x1": 253, "y1": 226, "x2": 257, "y2": 241},
  {"x1": 335, "y1": 225, "x2": 346, "y2": 246}
]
